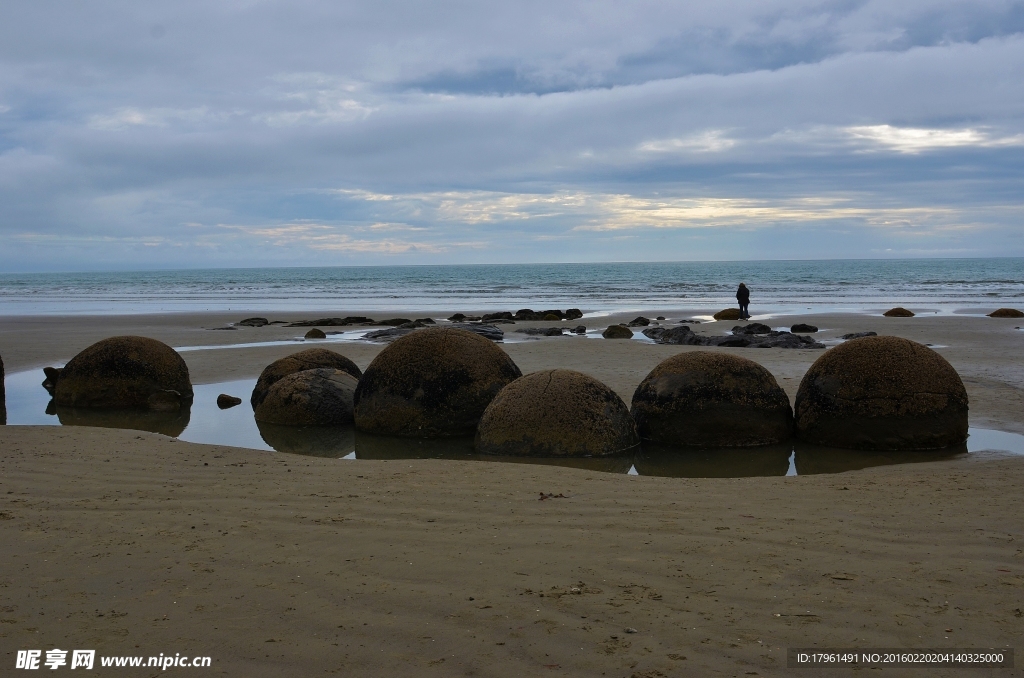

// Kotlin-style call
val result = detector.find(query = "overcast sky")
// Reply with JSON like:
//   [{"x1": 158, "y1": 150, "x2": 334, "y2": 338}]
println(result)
[{"x1": 1, "y1": 1, "x2": 1022, "y2": 271}]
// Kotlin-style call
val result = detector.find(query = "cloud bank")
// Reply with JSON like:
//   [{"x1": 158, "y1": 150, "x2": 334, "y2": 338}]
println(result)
[{"x1": 1, "y1": 1, "x2": 1022, "y2": 270}]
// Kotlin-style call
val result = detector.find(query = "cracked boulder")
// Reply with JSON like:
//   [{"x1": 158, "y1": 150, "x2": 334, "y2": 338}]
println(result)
[
  {"x1": 476, "y1": 369, "x2": 639, "y2": 457},
  {"x1": 795, "y1": 336, "x2": 968, "y2": 450},
  {"x1": 631, "y1": 352, "x2": 794, "y2": 447},
  {"x1": 254, "y1": 368, "x2": 357, "y2": 426},
  {"x1": 251, "y1": 348, "x2": 362, "y2": 409},
  {"x1": 354, "y1": 327, "x2": 521, "y2": 437}
]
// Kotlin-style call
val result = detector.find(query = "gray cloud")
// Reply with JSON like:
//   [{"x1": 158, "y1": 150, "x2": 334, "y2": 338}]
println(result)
[{"x1": 0, "y1": 1, "x2": 1022, "y2": 270}]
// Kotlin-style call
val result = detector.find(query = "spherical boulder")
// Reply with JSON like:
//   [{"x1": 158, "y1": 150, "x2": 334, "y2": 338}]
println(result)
[
  {"x1": 353, "y1": 327, "x2": 522, "y2": 437},
  {"x1": 602, "y1": 325, "x2": 633, "y2": 339},
  {"x1": 476, "y1": 369, "x2": 639, "y2": 457},
  {"x1": 254, "y1": 368, "x2": 357, "y2": 426},
  {"x1": 631, "y1": 352, "x2": 793, "y2": 447},
  {"x1": 304, "y1": 328, "x2": 327, "y2": 339},
  {"x1": 883, "y1": 307, "x2": 915, "y2": 317},
  {"x1": 794, "y1": 336, "x2": 968, "y2": 450},
  {"x1": 251, "y1": 348, "x2": 362, "y2": 408},
  {"x1": 52, "y1": 336, "x2": 192, "y2": 409},
  {"x1": 713, "y1": 308, "x2": 742, "y2": 321},
  {"x1": 988, "y1": 308, "x2": 1024, "y2": 318}
]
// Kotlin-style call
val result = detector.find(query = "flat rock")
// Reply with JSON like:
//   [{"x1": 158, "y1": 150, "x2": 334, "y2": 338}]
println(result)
[
  {"x1": 237, "y1": 317, "x2": 269, "y2": 327},
  {"x1": 514, "y1": 327, "x2": 565, "y2": 336},
  {"x1": 449, "y1": 323, "x2": 504, "y2": 341},
  {"x1": 287, "y1": 316, "x2": 375, "y2": 327}
]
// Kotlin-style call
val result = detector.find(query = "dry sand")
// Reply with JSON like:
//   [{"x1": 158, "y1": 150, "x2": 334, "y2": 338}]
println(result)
[{"x1": 1, "y1": 309, "x2": 1023, "y2": 676}]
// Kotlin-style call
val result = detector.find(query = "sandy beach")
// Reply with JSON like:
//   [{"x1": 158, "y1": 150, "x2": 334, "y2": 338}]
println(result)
[{"x1": 2, "y1": 309, "x2": 1023, "y2": 676}]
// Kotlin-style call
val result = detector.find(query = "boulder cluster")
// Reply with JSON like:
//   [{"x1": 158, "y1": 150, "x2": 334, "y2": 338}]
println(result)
[{"x1": 642, "y1": 324, "x2": 824, "y2": 349}]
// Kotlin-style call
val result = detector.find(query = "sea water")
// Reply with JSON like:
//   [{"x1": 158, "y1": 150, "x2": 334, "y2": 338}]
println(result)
[{"x1": 0, "y1": 258, "x2": 1021, "y2": 316}]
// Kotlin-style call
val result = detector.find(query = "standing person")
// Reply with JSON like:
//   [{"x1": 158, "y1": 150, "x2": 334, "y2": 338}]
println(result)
[{"x1": 736, "y1": 283, "x2": 750, "y2": 320}]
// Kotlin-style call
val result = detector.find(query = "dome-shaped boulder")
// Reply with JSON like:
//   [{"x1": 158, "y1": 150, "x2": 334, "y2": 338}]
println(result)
[
  {"x1": 52, "y1": 336, "x2": 192, "y2": 410},
  {"x1": 602, "y1": 325, "x2": 633, "y2": 339},
  {"x1": 988, "y1": 308, "x2": 1024, "y2": 318},
  {"x1": 631, "y1": 352, "x2": 793, "y2": 447},
  {"x1": 794, "y1": 336, "x2": 968, "y2": 450},
  {"x1": 254, "y1": 368, "x2": 357, "y2": 426},
  {"x1": 354, "y1": 327, "x2": 522, "y2": 437},
  {"x1": 251, "y1": 348, "x2": 361, "y2": 408},
  {"x1": 304, "y1": 328, "x2": 327, "y2": 339},
  {"x1": 475, "y1": 369, "x2": 639, "y2": 457},
  {"x1": 883, "y1": 307, "x2": 915, "y2": 317},
  {"x1": 713, "y1": 308, "x2": 742, "y2": 321}
]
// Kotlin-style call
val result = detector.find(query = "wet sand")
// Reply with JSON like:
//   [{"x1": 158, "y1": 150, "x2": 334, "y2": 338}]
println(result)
[{"x1": 1, "y1": 309, "x2": 1023, "y2": 675}]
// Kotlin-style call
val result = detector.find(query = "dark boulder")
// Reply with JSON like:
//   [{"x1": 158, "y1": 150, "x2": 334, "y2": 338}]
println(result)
[
  {"x1": 375, "y1": 318, "x2": 412, "y2": 326},
  {"x1": 415, "y1": 318, "x2": 436, "y2": 324},
  {"x1": 642, "y1": 326, "x2": 698, "y2": 345},
  {"x1": 631, "y1": 351, "x2": 794, "y2": 447},
  {"x1": 254, "y1": 368, "x2": 358, "y2": 426},
  {"x1": 362, "y1": 327, "x2": 415, "y2": 342},
  {"x1": 794, "y1": 336, "x2": 968, "y2": 450},
  {"x1": 482, "y1": 311, "x2": 514, "y2": 322},
  {"x1": 732, "y1": 323, "x2": 772, "y2": 335},
  {"x1": 627, "y1": 316, "x2": 650, "y2": 327},
  {"x1": 354, "y1": 327, "x2": 522, "y2": 437},
  {"x1": 644, "y1": 326, "x2": 822, "y2": 349},
  {"x1": 304, "y1": 328, "x2": 327, "y2": 339},
  {"x1": 883, "y1": 307, "x2": 915, "y2": 317},
  {"x1": 42, "y1": 366, "x2": 62, "y2": 395},
  {"x1": 513, "y1": 309, "x2": 537, "y2": 320},
  {"x1": 515, "y1": 327, "x2": 565, "y2": 336},
  {"x1": 564, "y1": 308, "x2": 584, "y2": 320},
  {"x1": 841, "y1": 331, "x2": 877, "y2": 340},
  {"x1": 713, "y1": 308, "x2": 743, "y2": 321},
  {"x1": 791, "y1": 323, "x2": 818, "y2": 333},
  {"x1": 542, "y1": 313, "x2": 561, "y2": 321},
  {"x1": 448, "y1": 313, "x2": 467, "y2": 322},
  {"x1": 450, "y1": 323, "x2": 504, "y2": 341},
  {"x1": 53, "y1": 336, "x2": 193, "y2": 410},
  {"x1": 476, "y1": 369, "x2": 639, "y2": 457},
  {"x1": 602, "y1": 325, "x2": 633, "y2": 339},
  {"x1": 989, "y1": 308, "x2": 1024, "y2": 318},
  {"x1": 250, "y1": 348, "x2": 362, "y2": 409},
  {"x1": 656, "y1": 316, "x2": 666, "y2": 321},
  {"x1": 571, "y1": 325, "x2": 587, "y2": 335},
  {"x1": 237, "y1": 317, "x2": 269, "y2": 327},
  {"x1": 217, "y1": 394, "x2": 242, "y2": 409}
]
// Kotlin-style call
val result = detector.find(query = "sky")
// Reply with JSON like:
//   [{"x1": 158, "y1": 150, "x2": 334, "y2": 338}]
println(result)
[{"x1": 1, "y1": 1, "x2": 1023, "y2": 271}]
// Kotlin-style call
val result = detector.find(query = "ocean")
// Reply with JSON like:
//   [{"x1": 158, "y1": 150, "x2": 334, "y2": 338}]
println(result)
[{"x1": 0, "y1": 258, "x2": 1021, "y2": 316}]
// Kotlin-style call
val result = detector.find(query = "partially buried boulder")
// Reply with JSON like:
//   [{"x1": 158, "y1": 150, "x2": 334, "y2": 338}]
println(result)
[
  {"x1": 631, "y1": 352, "x2": 793, "y2": 447},
  {"x1": 52, "y1": 336, "x2": 193, "y2": 410},
  {"x1": 602, "y1": 325, "x2": 633, "y2": 339},
  {"x1": 250, "y1": 348, "x2": 362, "y2": 409},
  {"x1": 794, "y1": 336, "x2": 968, "y2": 450},
  {"x1": 304, "y1": 328, "x2": 327, "y2": 339},
  {"x1": 791, "y1": 323, "x2": 818, "y2": 333},
  {"x1": 989, "y1": 308, "x2": 1024, "y2": 318},
  {"x1": 354, "y1": 327, "x2": 522, "y2": 437},
  {"x1": 883, "y1": 307, "x2": 915, "y2": 317},
  {"x1": 254, "y1": 368, "x2": 358, "y2": 426},
  {"x1": 713, "y1": 308, "x2": 743, "y2": 321},
  {"x1": 476, "y1": 369, "x2": 639, "y2": 457}
]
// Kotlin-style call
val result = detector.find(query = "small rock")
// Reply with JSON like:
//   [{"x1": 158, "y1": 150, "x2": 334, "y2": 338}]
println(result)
[
  {"x1": 304, "y1": 328, "x2": 327, "y2": 339},
  {"x1": 627, "y1": 316, "x2": 650, "y2": 327},
  {"x1": 217, "y1": 394, "x2": 242, "y2": 409},
  {"x1": 564, "y1": 308, "x2": 583, "y2": 320},
  {"x1": 571, "y1": 325, "x2": 587, "y2": 334},
  {"x1": 237, "y1": 317, "x2": 269, "y2": 327},
  {"x1": 42, "y1": 366, "x2": 63, "y2": 395},
  {"x1": 841, "y1": 331, "x2": 877, "y2": 340},
  {"x1": 625, "y1": 627, "x2": 638, "y2": 634},
  {"x1": 655, "y1": 316, "x2": 665, "y2": 320},
  {"x1": 791, "y1": 323, "x2": 818, "y2": 333},
  {"x1": 602, "y1": 325, "x2": 633, "y2": 339},
  {"x1": 210, "y1": 326, "x2": 238, "y2": 330},
  {"x1": 448, "y1": 313, "x2": 466, "y2": 322},
  {"x1": 883, "y1": 307, "x2": 915, "y2": 317}
]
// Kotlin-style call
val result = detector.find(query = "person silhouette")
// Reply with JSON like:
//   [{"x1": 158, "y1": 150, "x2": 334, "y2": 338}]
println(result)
[{"x1": 736, "y1": 283, "x2": 750, "y2": 320}]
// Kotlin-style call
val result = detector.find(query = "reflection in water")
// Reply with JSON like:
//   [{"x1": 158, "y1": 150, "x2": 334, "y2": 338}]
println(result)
[
  {"x1": 635, "y1": 442, "x2": 793, "y2": 478},
  {"x1": 256, "y1": 421, "x2": 355, "y2": 458},
  {"x1": 355, "y1": 432, "x2": 633, "y2": 474},
  {"x1": 793, "y1": 441, "x2": 968, "y2": 475},
  {"x1": 54, "y1": 401, "x2": 192, "y2": 437}
]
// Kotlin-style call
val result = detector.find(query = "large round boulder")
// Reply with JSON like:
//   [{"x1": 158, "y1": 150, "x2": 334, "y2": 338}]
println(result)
[
  {"x1": 794, "y1": 336, "x2": 968, "y2": 450},
  {"x1": 883, "y1": 307, "x2": 915, "y2": 317},
  {"x1": 631, "y1": 352, "x2": 793, "y2": 447},
  {"x1": 475, "y1": 369, "x2": 639, "y2": 457},
  {"x1": 53, "y1": 336, "x2": 192, "y2": 410},
  {"x1": 602, "y1": 325, "x2": 633, "y2": 339},
  {"x1": 713, "y1": 308, "x2": 742, "y2": 321},
  {"x1": 254, "y1": 368, "x2": 357, "y2": 426},
  {"x1": 251, "y1": 348, "x2": 362, "y2": 408},
  {"x1": 354, "y1": 327, "x2": 522, "y2": 437}
]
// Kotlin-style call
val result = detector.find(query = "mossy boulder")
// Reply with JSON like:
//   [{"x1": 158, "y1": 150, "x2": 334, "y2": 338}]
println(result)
[
  {"x1": 602, "y1": 325, "x2": 633, "y2": 339},
  {"x1": 304, "y1": 328, "x2": 327, "y2": 339},
  {"x1": 883, "y1": 307, "x2": 915, "y2": 317},
  {"x1": 476, "y1": 369, "x2": 639, "y2": 457},
  {"x1": 631, "y1": 352, "x2": 793, "y2": 447},
  {"x1": 52, "y1": 336, "x2": 192, "y2": 410},
  {"x1": 794, "y1": 336, "x2": 968, "y2": 450},
  {"x1": 988, "y1": 308, "x2": 1024, "y2": 318},
  {"x1": 254, "y1": 368, "x2": 357, "y2": 426},
  {"x1": 353, "y1": 327, "x2": 522, "y2": 437},
  {"x1": 251, "y1": 348, "x2": 362, "y2": 408},
  {"x1": 713, "y1": 308, "x2": 743, "y2": 321}
]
